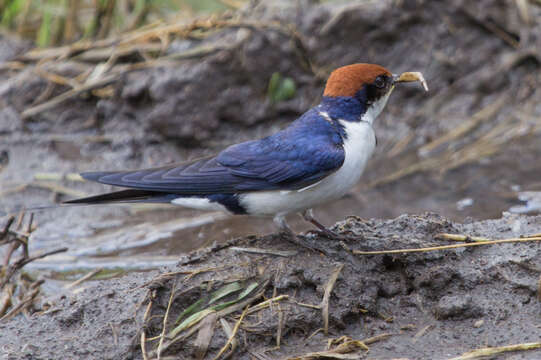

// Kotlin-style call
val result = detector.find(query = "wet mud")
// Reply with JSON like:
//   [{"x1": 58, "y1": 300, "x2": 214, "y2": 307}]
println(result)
[{"x1": 1, "y1": 214, "x2": 540, "y2": 359}]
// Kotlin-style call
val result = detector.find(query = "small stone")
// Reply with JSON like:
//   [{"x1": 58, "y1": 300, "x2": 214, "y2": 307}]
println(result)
[
  {"x1": 473, "y1": 319, "x2": 484, "y2": 328},
  {"x1": 434, "y1": 295, "x2": 482, "y2": 320}
]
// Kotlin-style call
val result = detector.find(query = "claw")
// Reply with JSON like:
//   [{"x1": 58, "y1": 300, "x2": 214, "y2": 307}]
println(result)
[{"x1": 302, "y1": 209, "x2": 361, "y2": 242}]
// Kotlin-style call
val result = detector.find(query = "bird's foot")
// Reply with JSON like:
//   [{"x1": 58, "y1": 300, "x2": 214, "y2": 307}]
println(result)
[
  {"x1": 274, "y1": 214, "x2": 329, "y2": 255},
  {"x1": 305, "y1": 228, "x2": 361, "y2": 242},
  {"x1": 302, "y1": 209, "x2": 361, "y2": 242},
  {"x1": 279, "y1": 231, "x2": 329, "y2": 256}
]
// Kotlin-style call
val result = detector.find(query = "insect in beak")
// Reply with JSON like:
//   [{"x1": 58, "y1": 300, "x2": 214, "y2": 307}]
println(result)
[{"x1": 393, "y1": 72, "x2": 429, "y2": 91}]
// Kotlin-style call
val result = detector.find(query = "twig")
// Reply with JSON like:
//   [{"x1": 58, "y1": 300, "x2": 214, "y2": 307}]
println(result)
[
  {"x1": 212, "y1": 305, "x2": 249, "y2": 360},
  {"x1": 413, "y1": 324, "x2": 433, "y2": 343},
  {"x1": 288, "y1": 338, "x2": 369, "y2": 359},
  {"x1": 362, "y1": 333, "x2": 392, "y2": 345},
  {"x1": 65, "y1": 268, "x2": 103, "y2": 289},
  {"x1": 449, "y1": 342, "x2": 541, "y2": 360},
  {"x1": 15, "y1": 247, "x2": 68, "y2": 268},
  {"x1": 306, "y1": 328, "x2": 324, "y2": 341},
  {"x1": 219, "y1": 318, "x2": 238, "y2": 358},
  {"x1": 347, "y1": 236, "x2": 541, "y2": 255},
  {"x1": 0, "y1": 216, "x2": 15, "y2": 239},
  {"x1": 33, "y1": 172, "x2": 84, "y2": 182},
  {"x1": 435, "y1": 233, "x2": 490, "y2": 242},
  {"x1": 157, "y1": 281, "x2": 176, "y2": 360},
  {"x1": 141, "y1": 300, "x2": 153, "y2": 360},
  {"x1": 0, "y1": 229, "x2": 31, "y2": 247},
  {"x1": 21, "y1": 213, "x2": 33, "y2": 258},
  {"x1": 320, "y1": 264, "x2": 343, "y2": 335},
  {"x1": 327, "y1": 336, "x2": 369, "y2": 351},
  {"x1": 230, "y1": 247, "x2": 297, "y2": 257},
  {"x1": 14, "y1": 212, "x2": 24, "y2": 231},
  {"x1": 21, "y1": 74, "x2": 119, "y2": 119},
  {"x1": 0, "y1": 288, "x2": 39, "y2": 321},
  {"x1": 35, "y1": 67, "x2": 81, "y2": 88},
  {"x1": 0, "y1": 61, "x2": 25, "y2": 70},
  {"x1": 246, "y1": 295, "x2": 289, "y2": 315},
  {"x1": 0, "y1": 247, "x2": 68, "y2": 289},
  {"x1": 292, "y1": 301, "x2": 320, "y2": 310},
  {"x1": 276, "y1": 302, "x2": 284, "y2": 348},
  {"x1": 0, "y1": 284, "x2": 14, "y2": 317}
]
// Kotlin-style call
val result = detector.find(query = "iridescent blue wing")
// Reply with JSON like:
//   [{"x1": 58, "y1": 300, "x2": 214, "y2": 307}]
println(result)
[{"x1": 80, "y1": 110, "x2": 345, "y2": 194}]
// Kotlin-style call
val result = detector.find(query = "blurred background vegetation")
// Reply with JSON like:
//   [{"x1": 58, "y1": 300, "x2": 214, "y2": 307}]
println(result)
[{"x1": 0, "y1": 0, "x2": 245, "y2": 47}]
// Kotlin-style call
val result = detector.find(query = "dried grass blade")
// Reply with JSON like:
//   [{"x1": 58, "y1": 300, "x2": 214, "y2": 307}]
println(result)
[
  {"x1": 351, "y1": 237, "x2": 541, "y2": 255},
  {"x1": 21, "y1": 73, "x2": 119, "y2": 119},
  {"x1": 449, "y1": 342, "x2": 541, "y2": 360},
  {"x1": 320, "y1": 264, "x2": 344, "y2": 335},
  {"x1": 157, "y1": 282, "x2": 176, "y2": 360},
  {"x1": 286, "y1": 339, "x2": 369, "y2": 360},
  {"x1": 212, "y1": 305, "x2": 249, "y2": 360},
  {"x1": 194, "y1": 312, "x2": 217, "y2": 360}
]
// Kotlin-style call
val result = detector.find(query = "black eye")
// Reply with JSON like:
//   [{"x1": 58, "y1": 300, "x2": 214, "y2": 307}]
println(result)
[{"x1": 374, "y1": 76, "x2": 385, "y2": 88}]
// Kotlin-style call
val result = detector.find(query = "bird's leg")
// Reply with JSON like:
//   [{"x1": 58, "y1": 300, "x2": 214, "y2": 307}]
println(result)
[
  {"x1": 301, "y1": 209, "x2": 359, "y2": 241},
  {"x1": 273, "y1": 214, "x2": 295, "y2": 237},
  {"x1": 273, "y1": 214, "x2": 328, "y2": 255},
  {"x1": 302, "y1": 209, "x2": 335, "y2": 236}
]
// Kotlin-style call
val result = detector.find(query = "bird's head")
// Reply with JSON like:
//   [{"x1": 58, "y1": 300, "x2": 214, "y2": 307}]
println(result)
[{"x1": 320, "y1": 63, "x2": 427, "y2": 123}]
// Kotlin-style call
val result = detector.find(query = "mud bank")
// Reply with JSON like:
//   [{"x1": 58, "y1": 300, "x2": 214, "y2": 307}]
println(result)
[{"x1": 1, "y1": 213, "x2": 540, "y2": 359}]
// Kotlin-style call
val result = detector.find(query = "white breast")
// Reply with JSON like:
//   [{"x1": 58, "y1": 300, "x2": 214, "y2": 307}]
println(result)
[
  {"x1": 170, "y1": 94, "x2": 391, "y2": 216},
  {"x1": 240, "y1": 119, "x2": 376, "y2": 216}
]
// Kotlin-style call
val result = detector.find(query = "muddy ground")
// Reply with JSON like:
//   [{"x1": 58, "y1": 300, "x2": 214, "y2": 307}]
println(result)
[
  {"x1": 1, "y1": 214, "x2": 541, "y2": 359},
  {"x1": 1, "y1": 0, "x2": 541, "y2": 359}
]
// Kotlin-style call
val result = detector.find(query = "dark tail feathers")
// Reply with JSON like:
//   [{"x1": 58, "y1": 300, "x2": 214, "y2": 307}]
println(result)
[
  {"x1": 64, "y1": 189, "x2": 176, "y2": 204},
  {"x1": 1, "y1": 190, "x2": 176, "y2": 217}
]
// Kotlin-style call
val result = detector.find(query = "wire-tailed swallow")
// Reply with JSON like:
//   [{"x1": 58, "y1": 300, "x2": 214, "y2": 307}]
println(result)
[{"x1": 66, "y1": 64, "x2": 428, "y2": 240}]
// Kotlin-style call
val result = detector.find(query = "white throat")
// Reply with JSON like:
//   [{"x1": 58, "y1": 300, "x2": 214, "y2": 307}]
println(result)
[{"x1": 361, "y1": 88, "x2": 393, "y2": 124}]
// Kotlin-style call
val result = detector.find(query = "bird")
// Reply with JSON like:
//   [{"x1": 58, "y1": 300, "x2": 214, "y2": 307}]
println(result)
[{"x1": 66, "y1": 63, "x2": 427, "y2": 245}]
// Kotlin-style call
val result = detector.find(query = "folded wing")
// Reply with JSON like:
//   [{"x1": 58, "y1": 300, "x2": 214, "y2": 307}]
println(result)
[{"x1": 80, "y1": 112, "x2": 346, "y2": 195}]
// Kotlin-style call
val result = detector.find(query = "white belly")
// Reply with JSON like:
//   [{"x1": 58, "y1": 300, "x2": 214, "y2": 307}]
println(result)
[
  {"x1": 240, "y1": 120, "x2": 376, "y2": 216},
  {"x1": 171, "y1": 197, "x2": 228, "y2": 212}
]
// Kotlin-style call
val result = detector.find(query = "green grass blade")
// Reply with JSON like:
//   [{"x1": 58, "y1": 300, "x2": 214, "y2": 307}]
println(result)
[{"x1": 208, "y1": 281, "x2": 242, "y2": 305}]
